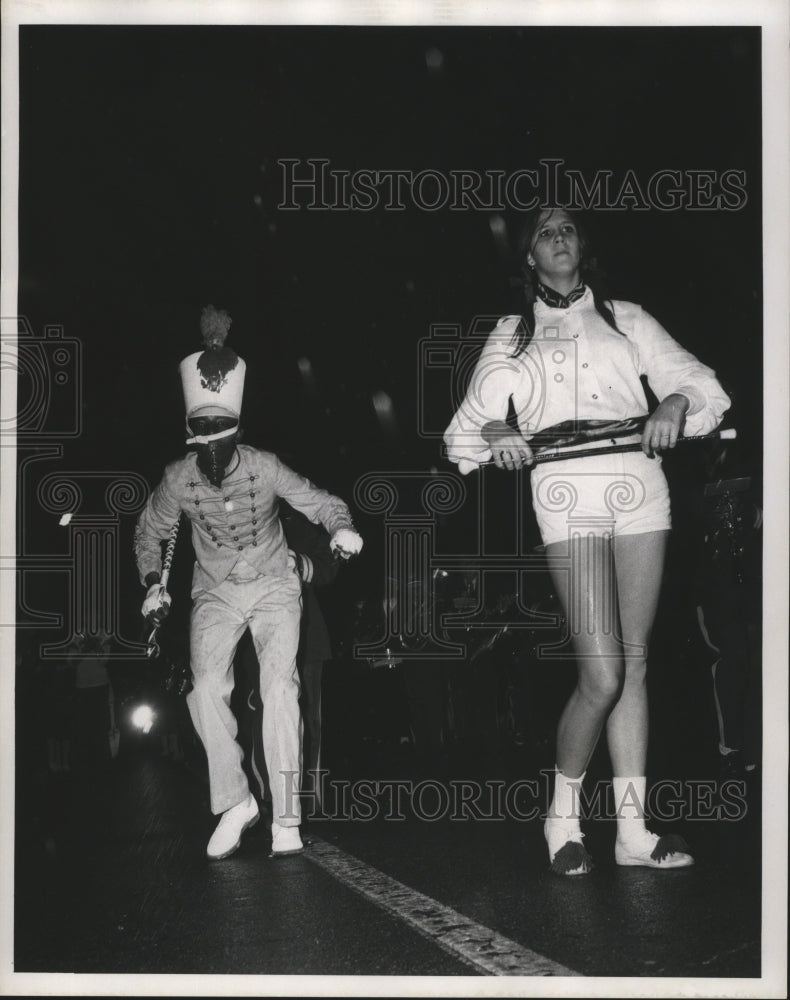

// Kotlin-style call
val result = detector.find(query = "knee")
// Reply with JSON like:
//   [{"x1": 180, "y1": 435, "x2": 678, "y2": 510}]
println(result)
[
  {"x1": 189, "y1": 669, "x2": 227, "y2": 698},
  {"x1": 578, "y1": 668, "x2": 623, "y2": 711},
  {"x1": 260, "y1": 667, "x2": 300, "y2": 702}
]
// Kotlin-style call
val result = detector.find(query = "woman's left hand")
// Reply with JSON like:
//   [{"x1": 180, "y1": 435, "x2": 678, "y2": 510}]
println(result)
[{"x1": 641, "y1": 393, "x2": 690, "y2": 456}]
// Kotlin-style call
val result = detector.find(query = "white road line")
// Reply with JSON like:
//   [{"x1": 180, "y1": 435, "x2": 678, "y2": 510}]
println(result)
[{"x1": 305, "y1": 836, "x2": 579, "y2": 977}]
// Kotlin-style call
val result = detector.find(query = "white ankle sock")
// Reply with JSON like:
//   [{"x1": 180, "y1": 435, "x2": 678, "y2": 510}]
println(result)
[
  {"x1": 549, "y1": 767, "x2": 586, "y2": 822},
  {"x1": 613, "y1": 775, "x2": 650, "y2": 845},
  {"x1": 545, "y1": 768, "x2": 587, "y2": 864}
]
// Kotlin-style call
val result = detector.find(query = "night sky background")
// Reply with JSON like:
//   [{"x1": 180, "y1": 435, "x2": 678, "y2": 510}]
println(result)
[{"x1": 15, "y1": 25, "x2": 763, "y2": 646}]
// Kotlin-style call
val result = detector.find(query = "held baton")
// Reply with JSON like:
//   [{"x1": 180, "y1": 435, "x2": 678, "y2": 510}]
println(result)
[
  {"x1": 457, "y1": 427, "x2": 736, "y2": 475},
  {"x1": 531, "y1": 427, "x2": 737, "y2": 464},
  {"x1": 145, "y1": 515, "x2": 181, "y2": 658}
]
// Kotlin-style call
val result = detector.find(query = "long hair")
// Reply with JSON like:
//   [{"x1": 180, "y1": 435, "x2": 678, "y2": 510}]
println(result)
[{"x1": 509, "y1": 208, "x2": 622, "y2": 357}]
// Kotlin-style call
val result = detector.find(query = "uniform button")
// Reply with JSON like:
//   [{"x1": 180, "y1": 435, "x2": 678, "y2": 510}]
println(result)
[
  {"x1": 230, "y1": 525, "x2": 236, "y2": 530},
  {"x1": 251, "y1": 506, "x2": 256, "y2": 513},
  {"x1": 592, "y1": 394, "x2": 598, "y2": 399},
  {"x1": 252, "y1": 529, "x2": 257, "y2": 536},
  {"x1": 582, "y1": 362, "x2": 588, "y2": 368},
  {"x1": 233, "y1": 536, "x2": 239, "y2": 541},
  {"x1": 252, "y1": 518, "x2": 257, "y2": 525},
  {"x1": 552, "y1": 350, "x2": 565, "y2": 363},
  {"x1": 199, "y1": 514, "x2": 205, "y2": 520},
  {"x1": 224, "y1": 496, "x2": 230, "y2": 503},
  {"x1": 249, "y1": 491, "x2": 255, "y2": 498},
  {"x1": 237, "y1": 545, "x2": 243, "y2": 551},
  {"x1": 554, "y1": 374, "x2": 564, "y2": 383},
  {"x1": 573, "y1": 333, "x2": 578, "y2": 339},
  {"x1": 252, "y1": 541, "x2": 258, "y2": 547},
  {"x1": 217, "y1": 542, "x2": 223, "y2": 547},
  {"x1": 249, "y1": 476, "x2": 255, "y2": 482},
  {"x1": 194, "y1": 499, "x2": 200, "y2": 506},
  {"x1": 189, "y1": 481, "x2": 196, "y2": 488}
]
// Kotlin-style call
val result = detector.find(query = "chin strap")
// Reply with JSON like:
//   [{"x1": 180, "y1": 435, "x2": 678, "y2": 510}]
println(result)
[{"x1": 184, "y1": 422, "x2": 239, "y2": 446}]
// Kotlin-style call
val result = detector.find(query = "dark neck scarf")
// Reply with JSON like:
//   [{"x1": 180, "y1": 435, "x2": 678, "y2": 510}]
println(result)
[{"x1": 536, "y1": 281, "x2": 586, "y2": 309}]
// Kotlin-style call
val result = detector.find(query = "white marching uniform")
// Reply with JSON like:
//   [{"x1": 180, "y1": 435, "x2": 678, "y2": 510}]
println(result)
[{"x1": 135, "y1": 446, "x2": 355, "y2": 822}]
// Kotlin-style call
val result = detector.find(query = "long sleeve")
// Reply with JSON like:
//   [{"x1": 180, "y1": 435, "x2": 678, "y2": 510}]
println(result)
[
  {"x1": 273, "y1": 458, "x2": 355, "y2": 537},
  {"x1": 133, "y1": 464, "x2": 182, "y2": 585},
  {"x1": 281, "y1": 503, "x2": 339, "y2": 588},
  {"x1": 443, "y1": 315, "x2": 524, "y2": 469},
  {"x1": 628, "y1": 306, "x2": 731, "y2": 436}
]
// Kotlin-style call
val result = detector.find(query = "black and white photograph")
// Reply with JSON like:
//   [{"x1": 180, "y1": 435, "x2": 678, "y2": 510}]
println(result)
[{"x1": 1, "y1": 1, "x2": 787, "y2": 996}]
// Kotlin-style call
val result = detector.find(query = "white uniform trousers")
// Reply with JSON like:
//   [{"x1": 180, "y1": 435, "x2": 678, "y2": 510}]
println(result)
[{"x1": 187, "y1": 566, "x2": 303, "y2": 824}]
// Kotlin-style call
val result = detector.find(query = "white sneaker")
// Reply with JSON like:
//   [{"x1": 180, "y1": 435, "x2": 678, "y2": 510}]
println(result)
[
  {"x1": 206, "y1": 794, "x2": 260, "y2": 860},
  {"x1": 271, "y1": 821, "x2": 303, "y2": 857}
]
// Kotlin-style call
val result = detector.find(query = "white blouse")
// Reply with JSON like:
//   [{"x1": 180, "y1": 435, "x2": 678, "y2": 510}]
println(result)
[{"x1": 443, "y1": 286, "x2": 731, "y2": 470}]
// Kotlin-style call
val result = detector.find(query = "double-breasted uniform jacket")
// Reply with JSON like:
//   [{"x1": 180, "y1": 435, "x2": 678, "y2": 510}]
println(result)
[{"x1": 134, "y1": 444, "x2": 355, "y2": 596}]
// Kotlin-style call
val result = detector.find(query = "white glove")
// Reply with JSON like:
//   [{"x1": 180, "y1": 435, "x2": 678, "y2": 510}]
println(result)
[
  {"x1": 142, "y1": 584, "x2": 171, "y2": 622},
  {"x1": 330, "y1": 528, "x2": 363, "y2": 560}
]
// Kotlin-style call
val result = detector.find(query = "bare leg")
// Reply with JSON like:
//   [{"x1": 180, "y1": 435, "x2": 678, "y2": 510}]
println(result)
[
  {"x1": 544, "y1": 534, "x2": 623, "y2": 874},
  {"x1": 607, "y1": 530, "x2": 693, "y2": 866},
  {"x1": 546, "y1": 534, "x2": 625, "y2": 779},
  {"x1": 606, "y1": 530, "x2": 668, "y2": 777}
]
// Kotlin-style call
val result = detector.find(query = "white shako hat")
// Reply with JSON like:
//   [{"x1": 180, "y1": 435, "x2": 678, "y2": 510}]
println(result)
[{"x1": 179, "y1": 305, "x2": 246, "y2": 422}]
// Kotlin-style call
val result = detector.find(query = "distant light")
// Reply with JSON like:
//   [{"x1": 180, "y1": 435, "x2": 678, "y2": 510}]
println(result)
[
  {"x1": 371, "y1": 389, "x2": 394, "y2": 417},
  {"x1": 130, "y1": 704, "x2": 155, "y2": 734},
  {"x1": 489, "y1": 214, "x2": 507, "y2": 237},
  {"x1": 425, "y1": 47, "x2": 444, "y2": 72},
  {"x1": 59, "y1": 513, "x2": 73, "y2": 526},
  {"x1": 372, "y1": 389, "x2": 399, "y2": 442},
  {"x1": 488, "y1": 213, "x2": 511, "y2": 261}
]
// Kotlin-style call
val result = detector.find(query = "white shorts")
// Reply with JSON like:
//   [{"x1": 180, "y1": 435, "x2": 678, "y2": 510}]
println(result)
[{"x1": 530, "y1": 439, "x2": 672, "y2": 548}]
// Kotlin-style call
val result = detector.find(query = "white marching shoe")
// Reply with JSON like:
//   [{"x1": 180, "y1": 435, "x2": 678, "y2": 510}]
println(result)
[
  {"x1": 271, "y1": 821, "x2": 304, "y2": 857},
  {"x1": 206, "y1": 794, "x2": 260, "y2": 860},
  {"x1": 544, "y1": 818, "x2": 594, "y2": 876},
  {"x1": 615, "y1": 830, "x2": 694, "y2": 868}
]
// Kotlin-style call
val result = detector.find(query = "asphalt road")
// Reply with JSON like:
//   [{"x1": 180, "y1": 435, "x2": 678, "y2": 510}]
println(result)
[{"x1": 12, "y1": 698, "x2": 765, "y2": 989}]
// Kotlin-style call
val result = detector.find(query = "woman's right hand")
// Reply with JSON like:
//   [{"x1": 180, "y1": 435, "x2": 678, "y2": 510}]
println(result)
[{"x1": 481, "y1": 421, "x2": 534, "y2": 471}]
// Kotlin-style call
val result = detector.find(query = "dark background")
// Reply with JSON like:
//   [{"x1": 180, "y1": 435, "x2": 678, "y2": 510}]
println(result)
[
  {"x1": 16, "y1": 25, "x2": 763, "y2": 645},
  {"x1": 7, "y1": 24, "x2": 771, "y2": 984}
]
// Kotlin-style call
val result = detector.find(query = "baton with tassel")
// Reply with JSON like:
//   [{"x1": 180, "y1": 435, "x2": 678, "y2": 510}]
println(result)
[
  {"x1": 144, "y1": 515, "x2": 182, "y2": 658},
  {"x1": 456, "y1": 419, "x2": 736, "y2": 475}
]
